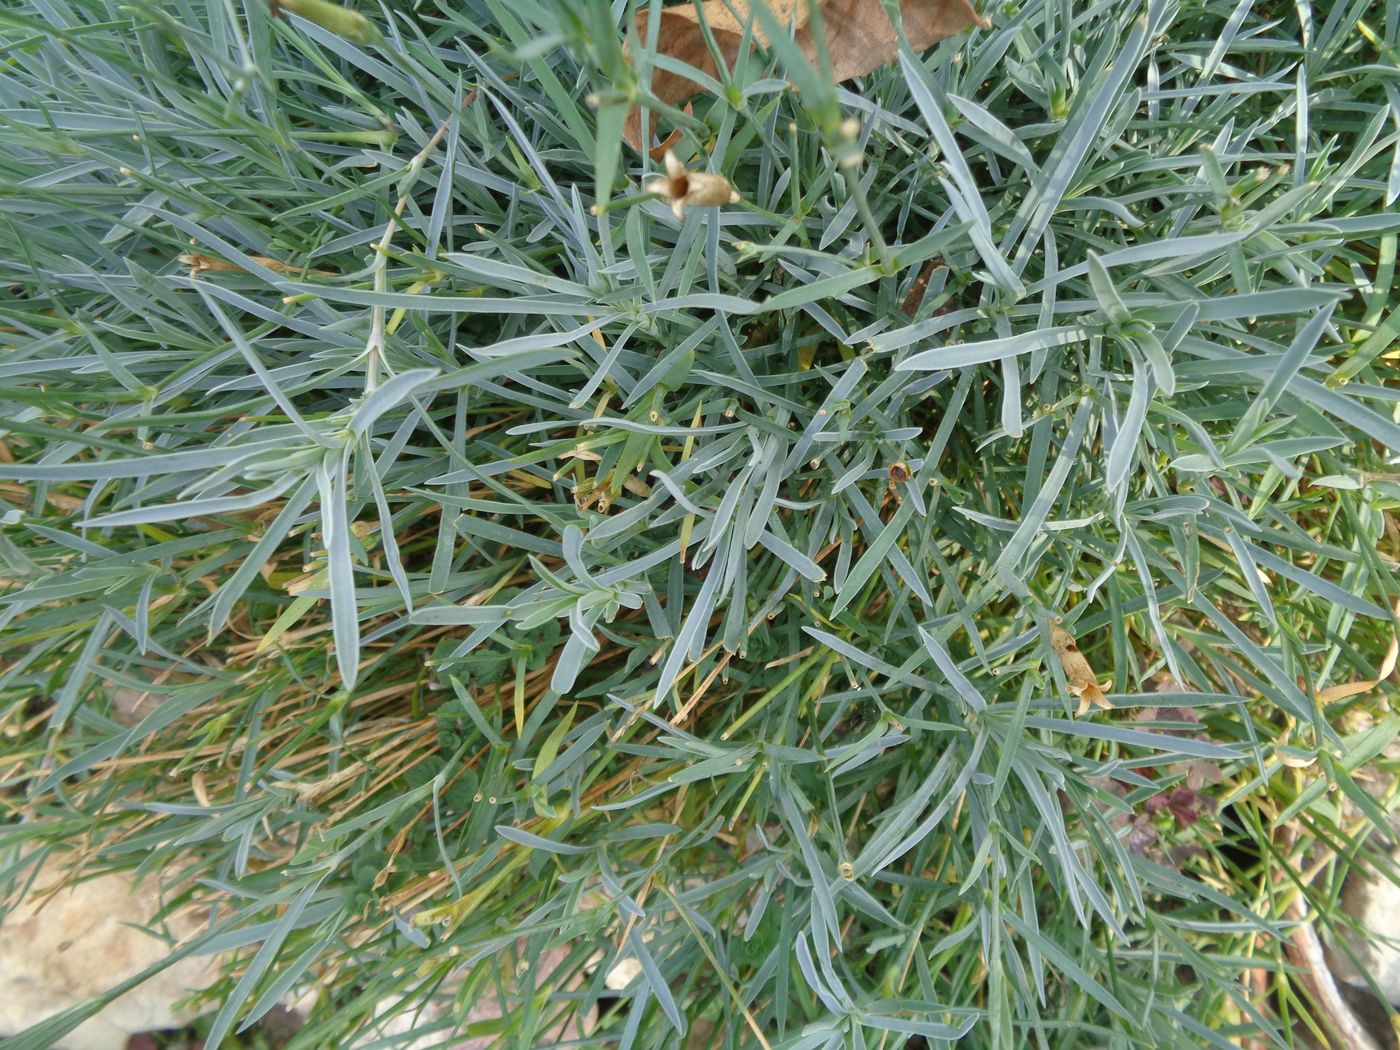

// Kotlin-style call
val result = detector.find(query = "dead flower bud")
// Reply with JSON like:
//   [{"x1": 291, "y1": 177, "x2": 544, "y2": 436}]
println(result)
[
  {"x1": 645, "y1": 150, "x2": 740, "y2": 221},
  {"x1": 1050, "y1": 625, "x2": 1112, "y2": 716}
]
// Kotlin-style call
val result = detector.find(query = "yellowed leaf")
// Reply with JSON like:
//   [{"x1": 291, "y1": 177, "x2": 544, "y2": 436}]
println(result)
[
  {"x1": 625, "y1": 0, "x2": 988, "y2": 150},
  {"x1": 179, "y1": 253, "x2": 337, "y2": 278},
  {"x1": 1316, "y1": 680, "x2": 1379, "y2": 703}
]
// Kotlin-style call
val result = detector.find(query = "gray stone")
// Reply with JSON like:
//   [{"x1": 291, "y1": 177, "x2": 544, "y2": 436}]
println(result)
[
  {"x1": 1334, "y1": 849, "x2": 1400, "y2": 1008},
  {"x1": 0, "y1": 863, "x2": 219, "y2": 1050}
]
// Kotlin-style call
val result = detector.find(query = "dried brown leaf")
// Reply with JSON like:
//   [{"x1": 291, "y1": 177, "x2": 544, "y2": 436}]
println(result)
[
  {"x1": 625, "y1": 0, "x2": 988, "y2": 149},
  {"x1": 901, "y1": 258, "x2": 942, "y2": 316}
]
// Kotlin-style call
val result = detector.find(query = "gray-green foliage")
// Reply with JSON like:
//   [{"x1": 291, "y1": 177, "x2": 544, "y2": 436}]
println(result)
[{"x1": 2, "y1": 0, "x2": 1399, "y2": 1047}]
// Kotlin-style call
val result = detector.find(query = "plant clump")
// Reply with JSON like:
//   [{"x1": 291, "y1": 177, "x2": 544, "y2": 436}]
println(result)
[{"x1": 1, "y1": 1, "x2": 1399, "y2": 1049}]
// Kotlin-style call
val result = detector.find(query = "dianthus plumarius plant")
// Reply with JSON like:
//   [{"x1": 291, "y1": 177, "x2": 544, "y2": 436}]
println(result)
[{"x1": 2, "y1": 0, "x2": 1399, "y2": 1047}]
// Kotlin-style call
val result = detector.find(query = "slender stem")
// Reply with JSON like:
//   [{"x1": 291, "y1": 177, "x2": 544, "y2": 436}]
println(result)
[
  {"x1": 656, "y1": 878, "x2": 774, "y2": 1050},
  {"x1": 364, "y1": 114, "x2": 456, "y2": 392},
  {"x1": 842, "y1": 161, "x2": 893, "y2": 271}
]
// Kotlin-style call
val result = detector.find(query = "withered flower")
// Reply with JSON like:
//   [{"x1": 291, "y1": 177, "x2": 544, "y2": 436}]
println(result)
[
  {"x1": 645, "y1": 151, "x2": 740, "y2": 221},
  {"x1": 1050, "y1": 624, "x2": 1112, "y2": 716}
]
